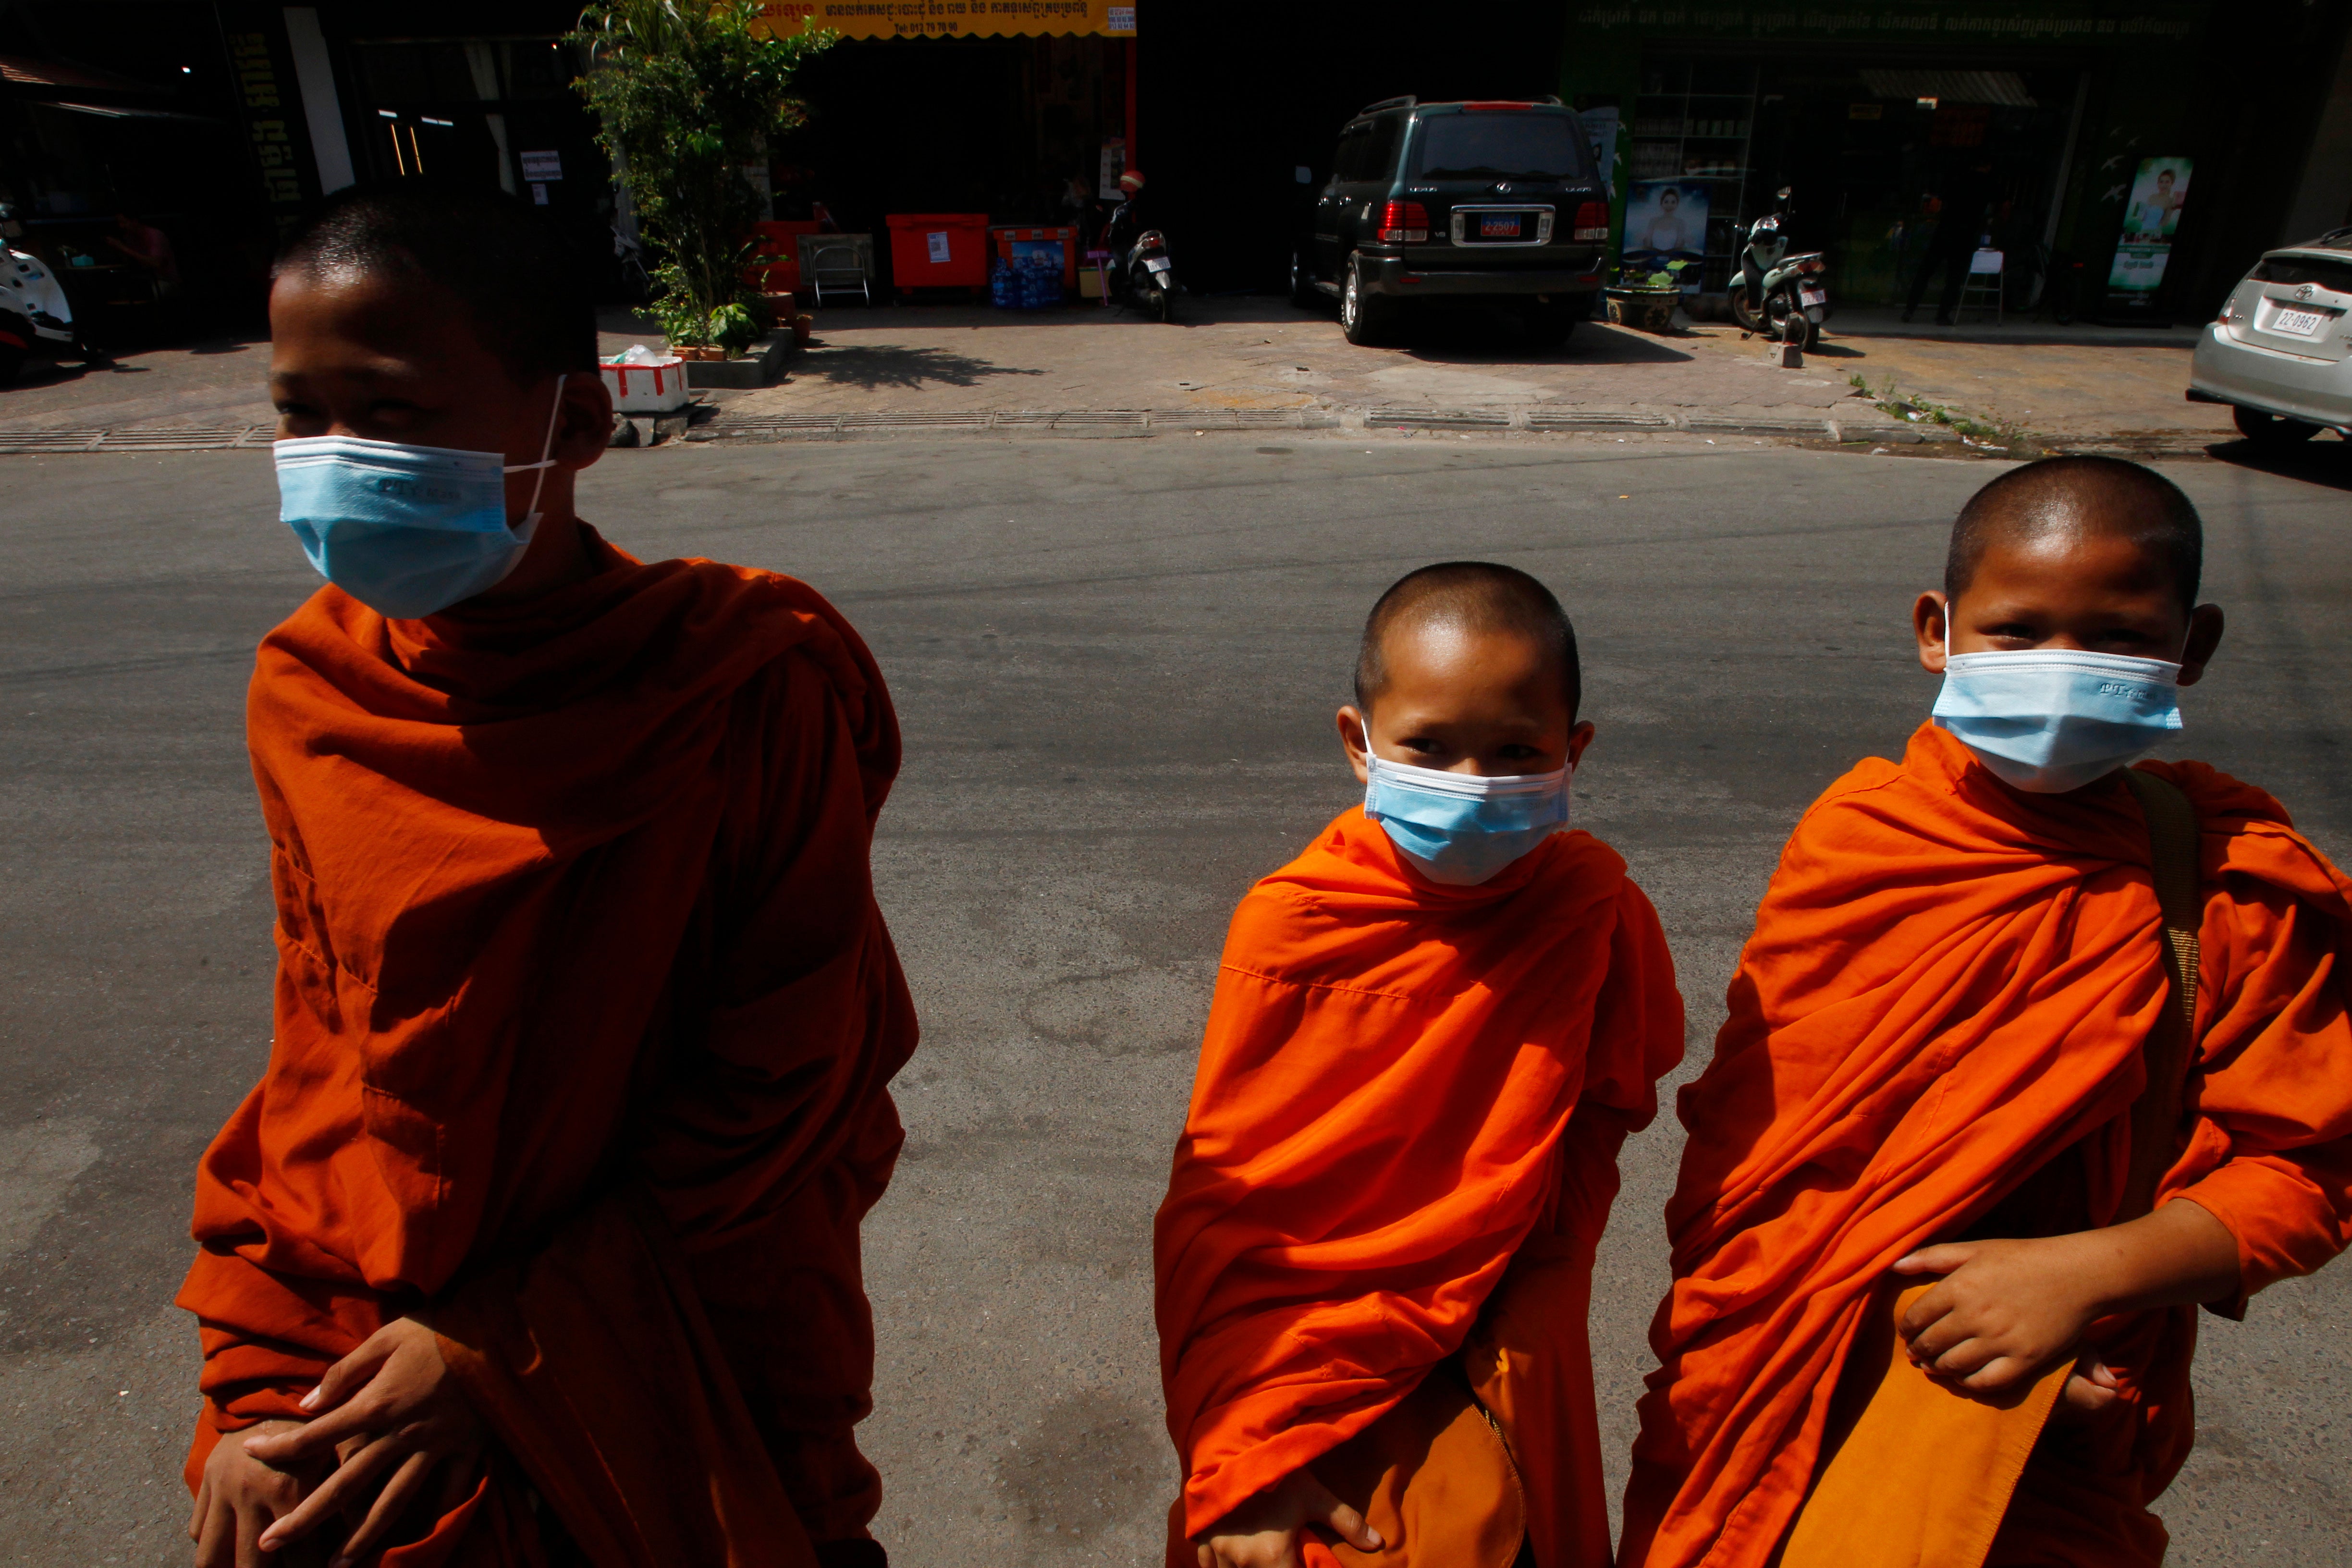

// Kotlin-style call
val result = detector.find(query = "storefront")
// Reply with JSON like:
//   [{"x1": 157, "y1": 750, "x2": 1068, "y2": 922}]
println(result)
[{"x1": 1558, "y1": 0, "x2": 2352, "y2": 319}]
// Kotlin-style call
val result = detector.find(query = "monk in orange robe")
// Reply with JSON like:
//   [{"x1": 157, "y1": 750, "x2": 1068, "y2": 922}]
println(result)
[
  {"x1": 1623, "y1": 457, "x2": 2352, "y2": 1568},
  {"x1": 1157, "y1": 563, "x2": 1685, "y2": 1568},
  {"x1": 176, "y1": 186, "x2": 915, "y2": 1568}
]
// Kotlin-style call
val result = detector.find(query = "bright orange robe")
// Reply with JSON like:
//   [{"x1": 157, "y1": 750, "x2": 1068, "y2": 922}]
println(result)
[
  {"x1": 1622, "y1": 723, "x2": 2352, "y2": 1568},
  {"x1": 1156, "y1": 809, "x2": 1684, "y2": 1567},
  {"x1": 177, "y1": 528, "x2": 918, "y2": 1567}
]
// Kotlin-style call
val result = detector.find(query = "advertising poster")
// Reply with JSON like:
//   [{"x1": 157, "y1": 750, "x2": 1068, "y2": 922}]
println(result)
[
  {"x1": 1622, "y1": 179, "x2": 1707, "y2": 288},
  {"x1": 2107, "y1": 157, "x2": 2192, "y2": 299}
]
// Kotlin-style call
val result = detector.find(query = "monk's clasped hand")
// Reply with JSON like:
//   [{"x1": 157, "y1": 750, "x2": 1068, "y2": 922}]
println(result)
[
  {"x1": 1889, "y1": 1234, "x2": 2106, "y2": 1393},
  {"x1": 240, "y1": 1316, "x2": 488, "y2": 1567},
  {"x1": 1198, "y1": 1469, "x2": 1385, "y2": 1568}
]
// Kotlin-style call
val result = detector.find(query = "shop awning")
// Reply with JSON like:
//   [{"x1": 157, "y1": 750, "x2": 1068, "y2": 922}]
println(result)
[
  {"x1": 753, "y1": 0, "x2": 1136, "y2": 41},
  {"x1": 1859, "y1": 70, "x2": 2036, "y2": 109}
]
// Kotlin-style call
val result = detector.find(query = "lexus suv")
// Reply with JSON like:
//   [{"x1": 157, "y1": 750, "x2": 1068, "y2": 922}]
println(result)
[
  {"x1": 1291, "y1": 96, "x2": 1613, "y2": 347},
  {"x1": 2189, "y1": 228, "x2": 2352, "y2": 447}
]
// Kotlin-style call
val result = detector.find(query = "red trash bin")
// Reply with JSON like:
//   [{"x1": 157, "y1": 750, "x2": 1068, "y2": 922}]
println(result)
[{"x1": 885, "y1": 213, "x2": 990, "y2": 294}]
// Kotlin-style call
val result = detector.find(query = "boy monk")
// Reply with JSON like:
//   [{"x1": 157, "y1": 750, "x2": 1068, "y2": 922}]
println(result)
[
  {"x1": 1623, "y1": 456, "x2": 2352, "y2": 1568},
  {"x1": 1157, "y1": 563, "x2": 1686, "y2": 1568},
  {"x1": 177, "y1": 184, "x2": 916, "y2": 1568}
]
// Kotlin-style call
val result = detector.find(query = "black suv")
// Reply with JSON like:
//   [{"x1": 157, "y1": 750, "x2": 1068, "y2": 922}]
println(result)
[{"x1": 1293, "y1": 97, "x2": 1612, "y2": 346}]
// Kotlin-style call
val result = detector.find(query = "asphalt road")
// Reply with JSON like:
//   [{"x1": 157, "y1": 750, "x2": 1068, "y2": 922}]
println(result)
[{"x1": 1, "y1": 433, "x2": 2346, "y2": 1567}]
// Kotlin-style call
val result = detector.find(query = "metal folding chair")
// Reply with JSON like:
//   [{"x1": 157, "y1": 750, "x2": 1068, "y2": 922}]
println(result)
[
  {"x1": 803, "y1": 238, "x2": 872, "y2": 306},
  {"x1": 1960, "y1": 247, "x2": 2005, "y2": 324}
]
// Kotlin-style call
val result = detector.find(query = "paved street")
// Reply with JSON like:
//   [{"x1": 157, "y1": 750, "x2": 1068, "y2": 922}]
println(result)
[{"x1": 1, "y1": 434, "x2": 2347, "y2": 1567}]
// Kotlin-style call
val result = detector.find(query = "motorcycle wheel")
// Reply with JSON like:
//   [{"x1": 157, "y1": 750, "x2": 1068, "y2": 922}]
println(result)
[
  {"x1": 1726, "y1": 279, "x2": 1768, "y2": 335},
  {"x1": 1153, "y1": 286, "x2": 1175, "y2": 324},
  {"x1": 0, "y1": 344, "x2": 21, "y2": 386}
]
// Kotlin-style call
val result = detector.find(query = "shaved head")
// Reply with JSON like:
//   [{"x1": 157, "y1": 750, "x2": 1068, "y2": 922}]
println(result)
[
  {"x1": 1355, "y1": 562, "x2": 1580, "y2": 717},
  {"x1": 1947, "y1": 456, "x2": 2202, "y2": 612}
]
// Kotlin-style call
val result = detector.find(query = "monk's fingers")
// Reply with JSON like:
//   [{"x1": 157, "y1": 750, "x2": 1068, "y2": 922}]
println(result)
[
  {"x1": 1316, "y1": 1496, "x2": 1383, "y2": 1553},
  {"x1": 1949, "y1": 1353, "x2": 2034, "y2": 1392},
  {"x1": 235, "y1": 1494, "x2": 270, "y2": 1568},
  {"x1": 248, "y1": 1390, "x2": 400, "y2": 1465},
  {"x1": 327, "y1": 1447, "x2": 438, "y2": 1568},
  {"x1": 193, "y1": 1490, "x2": 233, "y2": 1568},
  {"x1": 1890, "y1": 1241, "x2": 1975, "y2": 1278},
  {"x1": 2060, "y1": 1372, "x2": 2119, "y2": 1413},
  {"x1": 255, "y1": 1428, "x2": 405, "y2": 1552},
  {"x1": 300, "y1": 1331, "x2": 401, "y2": 1417},
  {"x1": 191, "y1": 1471, "x2": 212, "y2": 1541}
]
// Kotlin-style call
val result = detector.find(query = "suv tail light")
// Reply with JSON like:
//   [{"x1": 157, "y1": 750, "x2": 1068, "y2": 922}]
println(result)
[
  {"x1": 1572, "y1": 201, "x2": 1609, "y2": 243},
  {"x1": 1379, "y1": 200, "x2": 1430, "y2": 244}
]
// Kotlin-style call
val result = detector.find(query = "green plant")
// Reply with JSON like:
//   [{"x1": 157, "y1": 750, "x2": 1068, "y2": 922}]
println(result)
[
  {"x1": 1630, "y1": 256, "x2": 1696, "y2": 291},
  {"x1": 570, "y1": 0, "x2": 833, "y2": 347}
]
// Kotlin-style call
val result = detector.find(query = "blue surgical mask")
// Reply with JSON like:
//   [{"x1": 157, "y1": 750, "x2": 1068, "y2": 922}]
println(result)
[
  {"x1": 1363, "y1": 747, "x2": 1573, "y2": 886},
  {"x1": 1932, "y1": 609, "x2": 2185, "y2": 794},
  {"x1": 273, "y1": 381, "x2": 566, "y2": 619}
]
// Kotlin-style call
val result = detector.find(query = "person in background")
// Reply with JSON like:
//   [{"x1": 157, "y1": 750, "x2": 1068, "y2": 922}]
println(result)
[
  {"x1": 106, "y1": 211, "x2": 181, "y2": 292},
  {"x1": 1903, "y1": 155, "x2": 1995, "y2": 326}
]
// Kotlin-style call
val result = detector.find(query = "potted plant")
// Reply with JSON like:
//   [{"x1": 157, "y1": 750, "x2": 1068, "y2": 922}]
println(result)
[
  {"x1": 1606, "y1": 256, "x2": 1695, "y2": 332},
  {"x1": 570, "y1": 0, "x2": 831, "y2": 375}
]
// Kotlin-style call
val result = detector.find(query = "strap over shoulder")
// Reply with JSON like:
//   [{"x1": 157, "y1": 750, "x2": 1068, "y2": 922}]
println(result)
[{"x1": 2119, "y1": 766, "x2": 2202, "y2": 1222}]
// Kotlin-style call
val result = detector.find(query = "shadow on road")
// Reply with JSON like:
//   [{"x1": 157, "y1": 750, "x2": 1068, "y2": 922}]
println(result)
[
  {"x1": 2206, "y1": 434, "x2": 2352, "y2": 491},
  {"x1": 798, "y1": 342, "x2": 1051, "y2": 393}
]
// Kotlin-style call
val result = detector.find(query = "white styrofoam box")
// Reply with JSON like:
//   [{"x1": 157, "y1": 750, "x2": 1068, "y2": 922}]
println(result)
[{"x1": 600, "y1": 357, "x2": 691, "y2": 414}]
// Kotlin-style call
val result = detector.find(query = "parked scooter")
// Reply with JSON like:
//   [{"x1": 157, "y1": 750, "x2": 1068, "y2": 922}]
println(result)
[
  {"x1": 1102, "y1": 185, "x2": 1178, "y2": 323},
  {"x1": 0, "y1": 203, "x2": 88, "y2": 383},
  {"x1": 1728, "y1": 187, "x2": 1827, "y2": 352}
]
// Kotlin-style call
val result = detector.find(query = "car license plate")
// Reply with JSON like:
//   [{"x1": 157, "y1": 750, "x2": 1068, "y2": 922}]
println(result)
[
  {"x1": 1799, "y1": 284, "x2": 1826, "y2": 306},
  {"x1": 2271, "y1": 306, "x2": 2326, "y2": 337},
  {"x1": 1480, "y1": 216, "x2": 1522, "y2": 239}
]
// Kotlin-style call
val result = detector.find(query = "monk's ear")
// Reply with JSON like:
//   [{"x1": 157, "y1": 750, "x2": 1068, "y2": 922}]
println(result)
[
  {"x1": 552, "y1": 371, "x2": 614, "y2": 472},
  {"x1": 2176, "y1": 603, "x2": 2224, "y2": 687},
  {"x1": 1913, "y1": 592, "x2": 1951, "y2": 675},
  {"x1": 1337, "y1": 706, "x2": 1372, "y2": 786}
]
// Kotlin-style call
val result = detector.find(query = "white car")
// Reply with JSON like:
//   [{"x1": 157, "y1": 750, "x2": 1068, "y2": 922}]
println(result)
[{"x1": 2189, "y1": 228, "x2": 2352, "y2": 446}]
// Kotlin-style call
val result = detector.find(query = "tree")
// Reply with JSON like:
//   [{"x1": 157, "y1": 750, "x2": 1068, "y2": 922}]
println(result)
[{"x1": 569, "y1": 0, "x2": 832, "y2": 352}]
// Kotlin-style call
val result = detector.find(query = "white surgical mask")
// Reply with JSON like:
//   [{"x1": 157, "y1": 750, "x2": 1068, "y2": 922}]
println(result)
[{"x1": 1931, "y1": 597, "x2": 2185, "y2": 794}]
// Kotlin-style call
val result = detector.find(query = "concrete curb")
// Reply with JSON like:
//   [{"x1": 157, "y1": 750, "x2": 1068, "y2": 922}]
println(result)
[{"x1": 0, "y1": 408, "x2": 2230, "y2": 457}]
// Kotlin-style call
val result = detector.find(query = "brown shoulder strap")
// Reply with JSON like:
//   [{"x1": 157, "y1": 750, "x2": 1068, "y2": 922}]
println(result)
[{"x1": 2119, "y1": 768, "x2": 2202, "y2": 1222}]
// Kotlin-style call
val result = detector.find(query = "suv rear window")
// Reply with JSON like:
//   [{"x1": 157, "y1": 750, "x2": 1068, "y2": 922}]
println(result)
[
  {"x1": 1412, "y1": 113, "x2": 1588, "y2": 181},
  {"x1": 2252, "y1": 255, "x2": 2352, "y2": 294}
]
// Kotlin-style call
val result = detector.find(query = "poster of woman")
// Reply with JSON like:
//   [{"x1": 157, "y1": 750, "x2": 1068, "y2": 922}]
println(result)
[
  {"x1": 2124, "y1": 159, "x2": 2191, "y2": 240},
  {"x1": 1622, "y1": 180, "x2": 1708, "y2": 286}
]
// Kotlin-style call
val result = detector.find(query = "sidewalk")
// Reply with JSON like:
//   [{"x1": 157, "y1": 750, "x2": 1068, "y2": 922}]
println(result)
[{"x1": 0, "y1": 293, "x2": 2279, "y2": 459}]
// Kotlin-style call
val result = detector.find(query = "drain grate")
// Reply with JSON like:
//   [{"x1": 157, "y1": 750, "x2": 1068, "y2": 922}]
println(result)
[
  {"x1": 1523, "y1": 410, "x2": 1676, "y2": 431},
  {"x1": 1683, "y1": 415, "x2": 1833, "y2": 438},
  {"x1": 1366, "y1": 408, "x2": 1512, "y2": 430},
  {"x1": 0, "y1": 424, "x2": 269, "y2": 453}
]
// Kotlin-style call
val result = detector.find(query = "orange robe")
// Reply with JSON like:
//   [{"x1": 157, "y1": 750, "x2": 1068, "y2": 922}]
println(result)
[
  {"x1": 1156, "y1": 809, "x2": 1684, "y2": 1566},
  {"x1": 177, "y1": 527, "x2": 918, "y2": 1567},
  {"x1": 1622, "y1": 723, "x2": 2352, "y2": 1568}
]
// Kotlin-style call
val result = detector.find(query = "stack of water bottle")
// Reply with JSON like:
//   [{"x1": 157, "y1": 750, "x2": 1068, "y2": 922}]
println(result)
[{"x1": 989, "y1": 248, "x2": 1064, "y2": 310}]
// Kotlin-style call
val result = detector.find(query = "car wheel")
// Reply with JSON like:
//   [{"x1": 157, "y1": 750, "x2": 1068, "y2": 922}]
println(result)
[
  {"x1": 1289, "y1": 251, "x2": 1322, "y2": 310},
  {"x1": 1341, "y1": 260, "x2": 1395, "y2": 346},
  {"x1": 2232, "y1": 405, "x2": 2320, "y2": 447}
]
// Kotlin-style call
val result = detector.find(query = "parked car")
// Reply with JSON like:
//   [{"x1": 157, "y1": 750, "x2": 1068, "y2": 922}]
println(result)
[
  {"x1": 2188, "y1": 228, "x2": 2352, "y2": 446},
  {"x1": 1291, "y1": 96, "x2": 1613, "y2": 347}
]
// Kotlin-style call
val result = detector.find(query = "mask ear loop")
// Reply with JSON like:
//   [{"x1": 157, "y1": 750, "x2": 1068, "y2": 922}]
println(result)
[{"x1": 502, "y1": 375, "x2": 570, "y2": 539}]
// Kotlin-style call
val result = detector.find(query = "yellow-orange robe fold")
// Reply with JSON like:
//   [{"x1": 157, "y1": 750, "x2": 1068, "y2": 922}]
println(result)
[
  {"x1": 177, "y1": 528, "x2": 917, "y2": 1567},
  {"x1": 1156, "y1": 809, "x2": 1685, "y2": 1566},
  {"x1": 1622, "y1": 723, "x2": 2352, "y2": 1568}
]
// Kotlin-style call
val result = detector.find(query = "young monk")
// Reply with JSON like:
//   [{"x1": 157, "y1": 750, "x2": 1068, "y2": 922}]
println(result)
[
  {"x1": 1157, "y1": 563, "x2": 1686, "y2": 1568},
  {"x1": 177, "y1": 184, "x2": 916, "y2": 1568},
  {"x1": 1623, "y1": 456, "x2": 2352, "y2": 1568}
]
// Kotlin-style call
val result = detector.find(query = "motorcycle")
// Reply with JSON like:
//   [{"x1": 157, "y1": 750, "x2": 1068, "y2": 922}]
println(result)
[
  {"x1": 0, "y1": 203, "x2": 88, "y2": 383},
  {"x1": 1728, "y1": 186, "x2": 1827, "y2": 352},
  {"x1": 1102, "y1": 196, "x2": 1178, "y2": 322}
]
